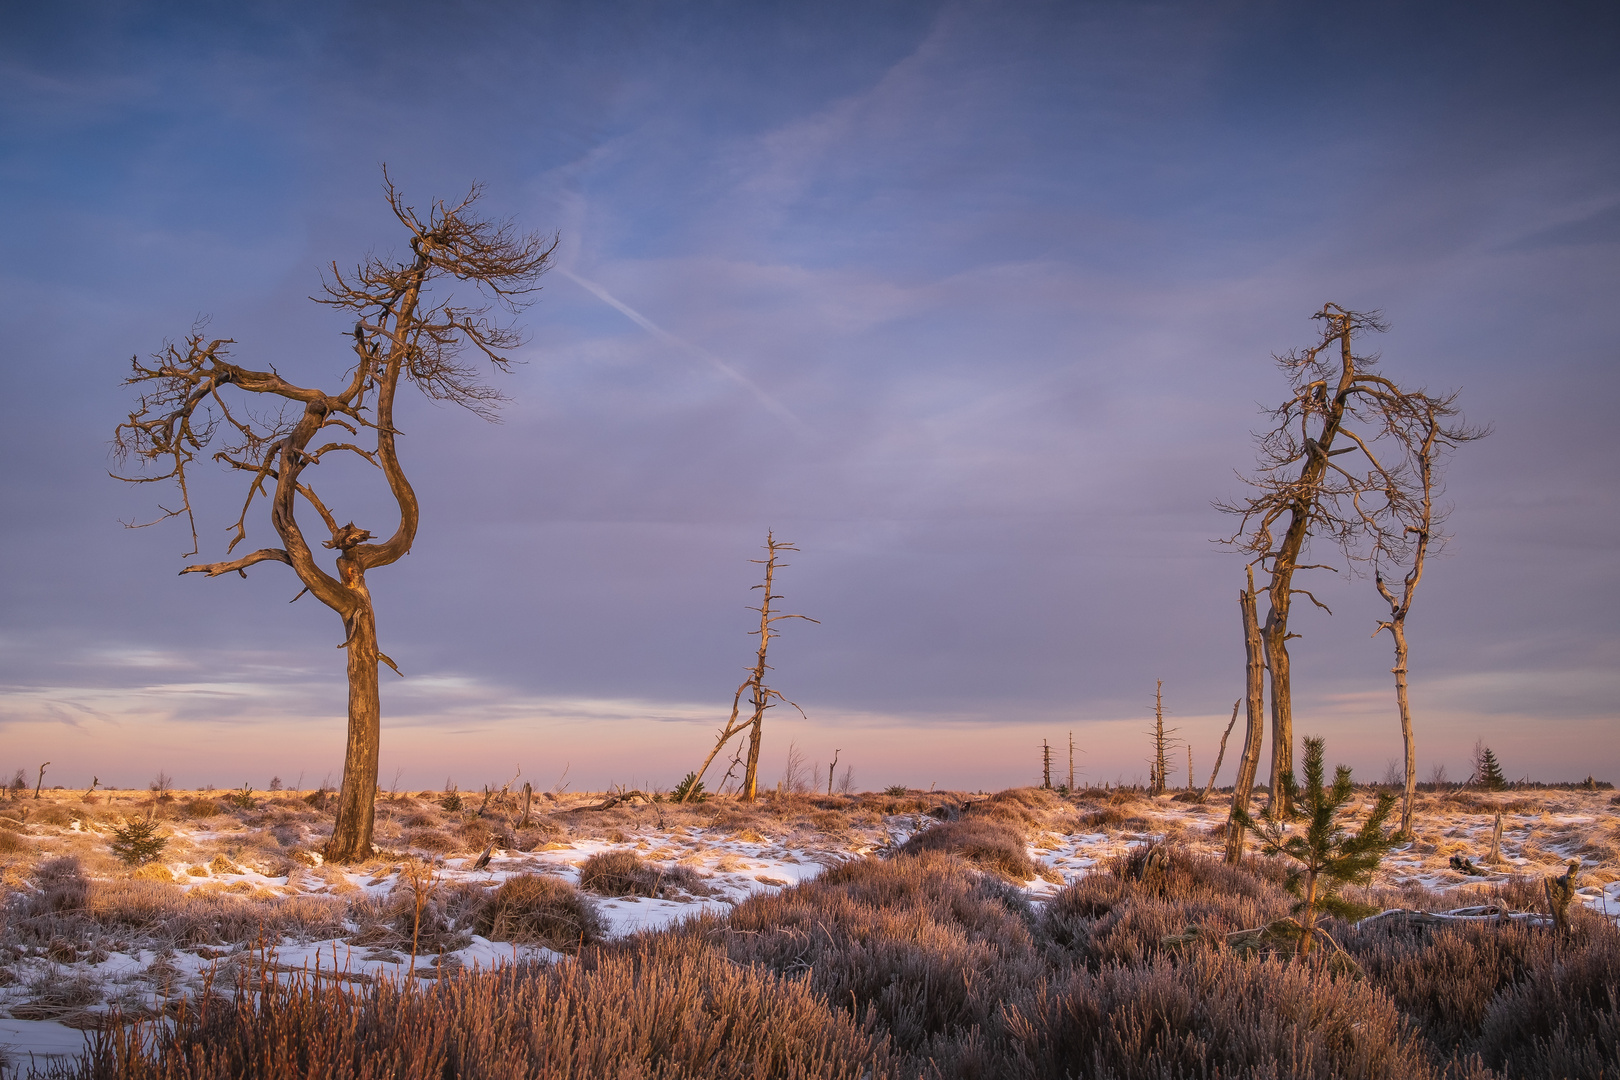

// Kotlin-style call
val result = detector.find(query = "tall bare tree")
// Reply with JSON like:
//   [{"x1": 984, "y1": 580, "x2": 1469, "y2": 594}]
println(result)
[
  {"x1": 1218, "y1": 304, "x2": 1419, "y2": 815},
  {"x1": 1373, "y1": 396, "x2": 1486, "y2": 836},
  {"x1": 683, "y1": 533, "x2": 817, "y2": 802},
  {"x1": 114, "y1": 176, "x2": 555, "y2": 862}
]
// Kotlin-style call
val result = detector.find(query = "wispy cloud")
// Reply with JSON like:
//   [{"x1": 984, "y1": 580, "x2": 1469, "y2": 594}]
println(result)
[{"x1": 561, "y1": 269, "x2": 808, "y2": 432}]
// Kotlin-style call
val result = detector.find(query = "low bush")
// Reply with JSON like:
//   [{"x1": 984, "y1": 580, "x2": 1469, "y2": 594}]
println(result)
[
  {"x1": 578, "y1": 850, "x2": 708, "y2": 898},
  {"x1": 1043, "y1": 844, "x2": 1289, "y2": 966},
  {"x1": 476, "y1": 873, "x2": 604, "y2": 950},
  {"x1": 998, "y1": 949, "x2": 1436, "y2": 1080},
  {"x1": 709, "y1": 852, "x2": 1043, "y2": 1057},
  {"x1": 896, "y1": 816, "x2": 1037, "y2": 881}
]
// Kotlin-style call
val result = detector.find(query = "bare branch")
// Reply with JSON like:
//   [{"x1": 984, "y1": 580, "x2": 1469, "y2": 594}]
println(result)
[{"x1": 178, "y1": 548, "x2": 292, "y2": 578}]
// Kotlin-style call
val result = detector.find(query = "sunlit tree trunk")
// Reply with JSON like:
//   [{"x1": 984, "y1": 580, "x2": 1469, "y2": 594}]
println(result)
[{"x1": 1226, "y1": 567, "x2": 1268, "y2": 864}]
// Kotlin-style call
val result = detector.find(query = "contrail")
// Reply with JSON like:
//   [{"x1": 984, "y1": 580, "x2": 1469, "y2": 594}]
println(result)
[{"x1": 562, "y1": 270, "x2": 806, "y2": 431}]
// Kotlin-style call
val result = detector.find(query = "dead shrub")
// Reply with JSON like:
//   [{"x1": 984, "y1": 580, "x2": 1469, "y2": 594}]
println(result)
[
  {"x1": 0, "y1": 831, "x2": 23, "y2": 854},
  {"x1": 475, "y1": 873, "x2": 604, "y2": 950},
  {"x1": 897, "y1": 817, "x2": 1037, "y2": 881},
  {"x1": 182, "y1": 799, "x2": 222, "y2": 819},
  {"x1": 32, "y1": 804, "x2": 74, "y2": 827},
  {"x1": 404, "y1": 828, "x2": 460, "y2": 854},
  {"x1": 578, "y1": 850, "x2": 708, "y2": 898},
  {"x1": 28, "y1": 856, "x2": 90, "y2": 915}
]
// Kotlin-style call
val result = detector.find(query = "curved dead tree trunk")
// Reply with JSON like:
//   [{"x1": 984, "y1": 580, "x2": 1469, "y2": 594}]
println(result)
[{"x1": 114, "y1": 174, "x2": 555, "y2": 862}]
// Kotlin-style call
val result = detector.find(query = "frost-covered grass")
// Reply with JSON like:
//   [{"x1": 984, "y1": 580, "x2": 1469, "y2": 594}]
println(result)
[{"x1": 1, "y1": 783, "x2": 1616, "y2": 1076}]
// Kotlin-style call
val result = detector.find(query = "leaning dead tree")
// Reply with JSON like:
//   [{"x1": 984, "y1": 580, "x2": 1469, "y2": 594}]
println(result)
[
  {"x1": 1373, "y1": 395, "x2": 1485, "y2": 837},
  {"x1": 1218, "y1": 304, "x2": 1426, "y2": 817},
  {"x1": 114, "y1": 175, "x2": 555, "y2": 862},
  {"x1": 683, "y1": 534, "x2": 817, "y2": 802},
  {"x1": 1200, "y1": 699, "x2": 1240, "y2": 803}
]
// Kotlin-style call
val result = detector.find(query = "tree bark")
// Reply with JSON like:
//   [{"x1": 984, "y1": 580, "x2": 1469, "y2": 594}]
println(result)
[
  {"x1": 1226, "y1": 569, "x2": 1268, "y2": 864},
  {"x1": 1262, "y1": 606, "x2": 1293, "y2": 814},
  {"x1": 326, "y1": 557, "x2": 382, "y2": 862},
  {"x1": 1391, "y1": 618, "x2": 1416, "y2": 837}
]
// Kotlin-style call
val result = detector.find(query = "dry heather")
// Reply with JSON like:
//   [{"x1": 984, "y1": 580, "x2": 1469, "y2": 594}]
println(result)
[{"x1": 4, "y1": 782, "x2": 1617, "y2": 1078}]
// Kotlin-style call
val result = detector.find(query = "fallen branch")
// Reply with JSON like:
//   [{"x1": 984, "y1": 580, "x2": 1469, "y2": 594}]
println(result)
[
  {"x1": 559, "y1": 790, "x2": 649, "y2": 813},
  {"x1": 1354, "y1": 905, "x2": 1552, "y2": 930}
]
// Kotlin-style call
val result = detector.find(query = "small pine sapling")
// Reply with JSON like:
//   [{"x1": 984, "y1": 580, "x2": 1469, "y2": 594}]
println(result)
[
  {"x1": 110, "y1": 817, "x2": 169, "y2": 866},
  {"x1": 440, "y1": 782, "x2": 463, "y2": 813},
  {"x1": 671, "y1": 772, "x2": 707, "y2": 803},
  {"x1": 1232, "y1": 736, "x2": 1396, "y2": 957},
  {"x1": 226, "y1": 783, "x2": 255, "y2": 810}
]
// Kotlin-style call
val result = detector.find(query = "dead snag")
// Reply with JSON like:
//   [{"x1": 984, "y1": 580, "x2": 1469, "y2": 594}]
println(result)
[
  {"x1": 1146, "y1": 681, "x2": 1179, "y2": 796},
  {"x1": 683, "y1": 533, "x2": 817, "y2": 802},
  {"x1": 1201, "y1": 699, "x2": 1241, "y2": 802}
]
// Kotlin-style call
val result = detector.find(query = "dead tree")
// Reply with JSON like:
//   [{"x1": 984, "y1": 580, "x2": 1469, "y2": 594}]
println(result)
[
  {"x1": 1201, "y1": 699, "x2": 1240, "y2": 802},
  {"x1": 1225, "y1": 565, "x2": 1268, "y2": 863},
  {"x1": 113, "y1": 175, "x2": 556, "y2": 862},
  {"x1": 1042, "y1": 740, "x2": 1053, "y2": 789},
  {"x1": 1068, "y1": 732, "x2": 1076, "y2": 791},
  {"x1": 826, "y1": 749, "x2": 840, "y2": 796},
  {"x1": 1218, "y1": 304, "x2": 1433, "y2": 815},
  {"x1": 1146, "y1": 681, "x2": 1179, "y2": 796},
  {"x1": 1372, "y1": 396, "x2": 1485, "y2": 837},
  {"x1": 683, "y1": 534, "x2": 817, "y2": 802}
]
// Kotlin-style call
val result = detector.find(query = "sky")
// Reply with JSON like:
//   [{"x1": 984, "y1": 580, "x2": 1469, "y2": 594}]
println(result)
[{"x1": 1, "y1": 0, "x2": 1616, "y2": 794}]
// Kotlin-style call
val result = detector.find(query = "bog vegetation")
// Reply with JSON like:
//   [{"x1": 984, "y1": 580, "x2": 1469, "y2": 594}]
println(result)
[{"x1": 2, "y1": 778, "x2": 1616, "y2": 1079}]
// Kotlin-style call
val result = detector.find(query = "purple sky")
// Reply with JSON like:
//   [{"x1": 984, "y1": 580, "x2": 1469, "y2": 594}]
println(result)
[{"x1": 2, "y1": 1, "x2": 1616, "y2": 794}]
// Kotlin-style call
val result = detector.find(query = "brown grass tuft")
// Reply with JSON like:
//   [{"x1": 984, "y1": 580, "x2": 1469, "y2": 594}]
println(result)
[{"x1": 476, "y1": 873, "x2": 604, "y2": 950}]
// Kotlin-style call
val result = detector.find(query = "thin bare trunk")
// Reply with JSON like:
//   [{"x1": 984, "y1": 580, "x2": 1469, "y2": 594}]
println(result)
[
  {"x1": 1391, "y1": 620, "x2": 1416, "y2": 837},
  {"x1": 741, "y1": 547, "x2": 779, "y2": 801},
  {"x1": 684, "y1": 534, "x2": 815, "y2": 803},
  {"x1": 1226, "y1": 568, "x2": 1268, "y2": 864},
  {"x1": 1372, "y1": 401, "x2": 1483, "y2": 838},
  {"x1": 1202, "y1": 699, "x2": 1240, "y2": 801}
]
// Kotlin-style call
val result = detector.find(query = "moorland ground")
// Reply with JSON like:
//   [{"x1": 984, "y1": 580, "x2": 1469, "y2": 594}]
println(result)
[{"x1": 1, "y1": 782, "x2": 1616, "y2": 1078}]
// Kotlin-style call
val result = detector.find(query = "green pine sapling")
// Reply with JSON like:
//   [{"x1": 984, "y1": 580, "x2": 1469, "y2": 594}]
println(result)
[{"x1": 1232, "y1": 736, "x2": 1396, "y2": 957}]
